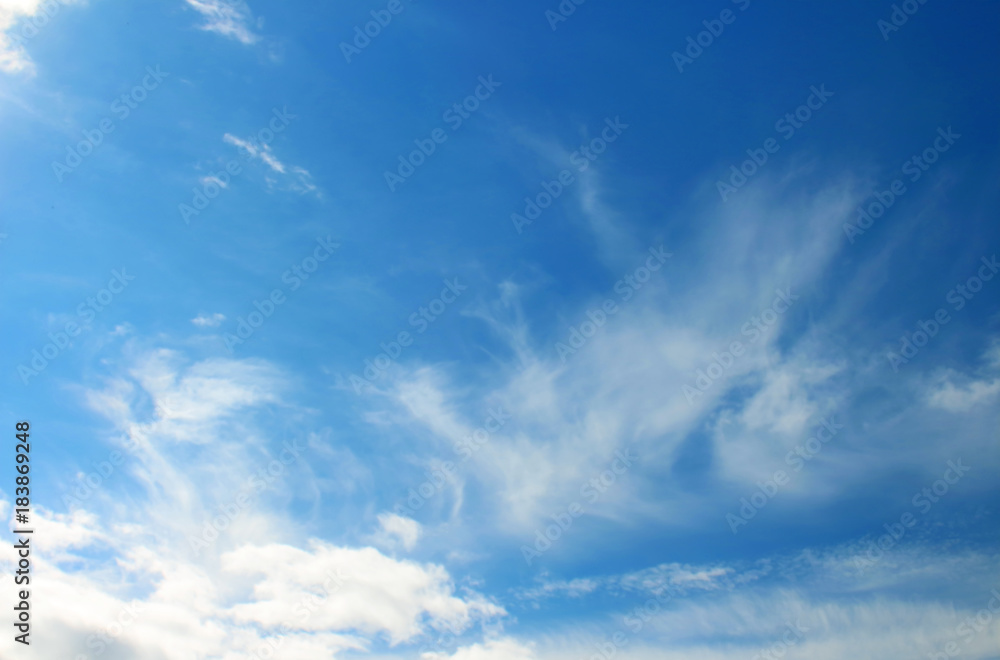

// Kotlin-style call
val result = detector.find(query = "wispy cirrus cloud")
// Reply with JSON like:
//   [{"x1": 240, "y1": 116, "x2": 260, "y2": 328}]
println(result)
[{"x1": 184, "y1": 0, "x2": 260, "y2": 45}]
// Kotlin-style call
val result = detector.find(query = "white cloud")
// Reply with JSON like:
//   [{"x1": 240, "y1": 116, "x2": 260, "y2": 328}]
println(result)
[
  {"x1": 220, "y1": 132, "x2": 321, "y2": 196},
  {"x1": 927, "y1": 377, "x2": 1000, "y2": 412},
  {"x1": 224, "y1": 132, "x2": 285, "y2": 172},
  {"x1": 423, "y1": 637, "x2": 538, "y2": 660},
  {"x1": 224, "y1": 541, "x2": 503, "y2": 645},
  {"x1": 925, "y1": 339, "x2": 1000, "y2": 412},
  {"x1": 371, "y1": 512, "x2": 423, "y2": 551},
  {"x1": 192, "y1": 312, "x2": 226, "y2": 327},
  {"x1": 200, "y1": 174, "x2": 229, "y2": 189},
  {"x1": 184, "y1": 0, "x2": 260, "y2": 45},
  {"x1": 0, "y1": 0, "x2": 83, "y2": 74}
]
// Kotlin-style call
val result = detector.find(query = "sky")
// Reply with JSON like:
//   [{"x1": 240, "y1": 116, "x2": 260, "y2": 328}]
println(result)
[{"x1": 0, "y1": 0, "x2": 999, "y2": 658}]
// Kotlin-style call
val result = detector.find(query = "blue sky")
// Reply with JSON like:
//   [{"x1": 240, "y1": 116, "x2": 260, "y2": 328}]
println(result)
[{"x1": 1, "y1": 0, "x2": 999, "y2": 658}]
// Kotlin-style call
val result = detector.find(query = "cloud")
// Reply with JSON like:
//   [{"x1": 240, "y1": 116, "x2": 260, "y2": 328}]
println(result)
[
  {"x1": 192, "y1": 312, "x2": 226, "y2": 327},
  {"x1": 224, "y1": 132, "x2": 286, "y2": 173},
  {"x1": 423, "y1": 637, "x2": 538, "y2": 660},
  {"x1": 371, "y1": 512, "x2": 423, "y2": 551},
  {"x1": 222, "y1": 132, "x2": 321, "y2": 196},
  {"x1": 927, "y1": 377, "x2": 1000, "y2": 412},
  {"x1": 0, "y1": 346, "x2": 507, "y2": 659},
  {"x1": 0, "y1": 0, "x2": 83, "y2": 74},
  {"x1": 502, "y1": 545, "x2": 1000, "y2": 660},
  {"x1": 224, "y1": 540, "x2": 503, "y2": 645},
  {"x1": 184, "y1": 0, "x2": 260, "y2": 45},
  {"x1": 926, "y1": 343, "x2": 1000, "y2": 412},
  {"x1": 358, "y1": 173, "x2": 865, "y2": 534}
]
